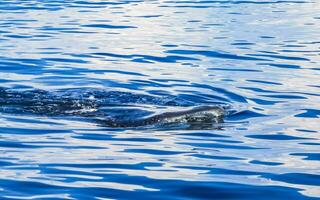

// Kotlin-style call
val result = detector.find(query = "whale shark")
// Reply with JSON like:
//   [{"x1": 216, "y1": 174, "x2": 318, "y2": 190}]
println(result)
[
  {"x1": 98, "y1": 105, "x2": 225, "y2": 128},
  {"x1": 0, "y1": 87, "x2": 227, "y2": 128}
]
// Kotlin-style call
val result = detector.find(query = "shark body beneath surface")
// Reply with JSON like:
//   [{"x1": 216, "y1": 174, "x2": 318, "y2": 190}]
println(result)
[
  {"x1": 99, "y1": 105, "x2": 225, "y2": 128},
  {"x1": 0, "y1": 87, "x2": 227, "y2": 128}
]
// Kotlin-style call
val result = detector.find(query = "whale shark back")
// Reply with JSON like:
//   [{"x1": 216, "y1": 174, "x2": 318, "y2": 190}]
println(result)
[
  {"x1": 100, "y1": 105, "x2": 225, "y2": 128},
  {"x1": 0, "y1": 87, "x2": 227, "y2": 128}
]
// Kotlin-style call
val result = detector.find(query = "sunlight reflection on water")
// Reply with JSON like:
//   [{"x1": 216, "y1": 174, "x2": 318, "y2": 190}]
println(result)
[{"x1": 0, "y1": 0, "x2": 319, "y2": 199}]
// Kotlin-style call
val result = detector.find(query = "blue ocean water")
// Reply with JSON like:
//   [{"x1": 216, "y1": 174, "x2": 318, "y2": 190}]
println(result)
[{"x1": 0, "y1": 0, "x2": 320, "y2": 199}]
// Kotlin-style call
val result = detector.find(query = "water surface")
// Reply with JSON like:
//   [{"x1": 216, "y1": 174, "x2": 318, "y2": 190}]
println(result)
[{"x1": 0, "y1": 0, "x2": 319, "y2": 199}]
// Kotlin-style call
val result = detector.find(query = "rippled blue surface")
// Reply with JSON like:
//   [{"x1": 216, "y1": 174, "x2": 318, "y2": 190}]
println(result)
[{"x1": 1, "y1": 0, "x2": 320, "y2": 199}]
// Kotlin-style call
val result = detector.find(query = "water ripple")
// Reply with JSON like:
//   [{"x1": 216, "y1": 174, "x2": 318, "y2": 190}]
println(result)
[{"x1": 0, "y1": 0, "x2": 319, "y2": 199}]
